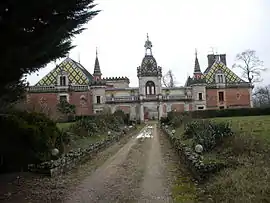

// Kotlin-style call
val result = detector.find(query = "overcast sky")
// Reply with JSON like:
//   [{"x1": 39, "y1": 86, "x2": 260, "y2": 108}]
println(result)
[{"x1": 28, "y1": 0, "x2": 270, "y2": 87}]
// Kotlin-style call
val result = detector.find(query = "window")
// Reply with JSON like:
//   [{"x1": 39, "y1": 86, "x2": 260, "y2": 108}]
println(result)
[
  {"x1": 198, "y1": 106, "x2": 204, "y2": 110},
  {"x1": 96, "y1": 96, "x2": 101, "y2": 104},
  {"x1": 198, "y1": 93, "x2": 203, "y2": 100},
  {"x1": 236, "y1": 93, "x2": 240, "y2": 100},
  {"x1": 151, "y1": 86, "x2": 155, "y2": 94},
  {"x1": 218, "y1": 91, "x2": 224, "y2": 102},
  {"x1": 59, "y1": 95, "x2": 67, "y2": 102},
  {"x1": 60, "y1": 76, "x2": 67, "y2": 86},
  {"x1": 145, "y1": 81, "x2": 156, "y2": 95},
  {"x1": 146, "y1": 86, "x2": 150, "y2": 95},
  {"x1": 216, "y1": 74, "x2": 225, "y2": 83}
]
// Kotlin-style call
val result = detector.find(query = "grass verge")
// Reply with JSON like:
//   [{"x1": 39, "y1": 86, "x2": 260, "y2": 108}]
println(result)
[{"x1": 56, "y1": 122, "x2": 75, "y2": 130}]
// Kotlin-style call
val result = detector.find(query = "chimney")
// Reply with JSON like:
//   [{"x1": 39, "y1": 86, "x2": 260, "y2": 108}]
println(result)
[
  {"x1": 207, "y1": 54, "x2": 215, "y2": 68},
  {"x1": 219, "y1": 54, "x2": 227, "y2": 66}
]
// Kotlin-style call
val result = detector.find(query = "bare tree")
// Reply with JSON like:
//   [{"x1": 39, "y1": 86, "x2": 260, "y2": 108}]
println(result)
[
  {"x1": 253, "y1": 85, "x2": 270, "y2": 107},
  {"x1": 233, "y1": 49, "x2": 266, "y2": 85},
  {"x1": 162, "y1": 70, "x2": 176, "y2": 88}
]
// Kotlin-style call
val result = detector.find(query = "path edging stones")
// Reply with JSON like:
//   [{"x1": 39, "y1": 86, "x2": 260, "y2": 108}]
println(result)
[
  {"x1": 28, "y1": 127, "x2": 137, "y2": 177},
  {"x1": 160, "y1": 125, "x2": 225, "y2": 181}
]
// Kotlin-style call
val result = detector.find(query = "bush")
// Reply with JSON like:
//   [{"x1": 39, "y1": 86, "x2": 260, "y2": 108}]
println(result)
[
  {"x1": 170, "y1": 115, "x2": 183, "y2": 128},
  {"x1": 71, "y1": 113, "x2": 126, "y2": 137},
  {"x1": 70, "y1": 119, "x2": 99, "y2": 137},
  {"x1": 113, "y1": 110, "x2": 129, "y2": 125},
  {"x1": 0, "y1": 111, "x2": 62, "y2": 172},
  {"x1": 184, "y1": 120, "x2": 233, "y2": 151},
  {"x1": 160, "y1": 116, "x2": 169, "y2": 125}
]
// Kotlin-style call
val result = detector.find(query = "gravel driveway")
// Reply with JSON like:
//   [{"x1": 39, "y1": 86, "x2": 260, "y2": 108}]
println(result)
[
  {"x1": 66, "y1": 123, "x2": 178, "y2": 203},
  {"x1": 1, "y1": 123, "x2": 195, "y2": 203}
]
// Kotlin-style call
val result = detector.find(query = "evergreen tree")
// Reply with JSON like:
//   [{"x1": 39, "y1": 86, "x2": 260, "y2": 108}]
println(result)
[{"x1": 0, "y1": 0, "x2": 100, "y2": 107}]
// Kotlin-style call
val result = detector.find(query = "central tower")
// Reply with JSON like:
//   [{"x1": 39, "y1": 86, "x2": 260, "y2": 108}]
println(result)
[{"x1": 137, "y1": 34, "x2": 162, "y2": 97}]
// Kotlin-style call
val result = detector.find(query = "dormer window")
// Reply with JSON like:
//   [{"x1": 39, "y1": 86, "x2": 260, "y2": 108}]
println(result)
[
  {"x1": 217, "y1": 74, "x2": 225, "y2": 83},
  {"x1": 60, "y1": 76, "x2": 67, "y2": 86},
  {"x1": 215, "y1": 70, "x2": 226, "y2": 84},
  {"x1": 58, "y1": 71, "x2": 69, "y2": 86}
]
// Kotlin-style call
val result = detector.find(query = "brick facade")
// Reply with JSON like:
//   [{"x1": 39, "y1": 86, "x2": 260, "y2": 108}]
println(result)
[
  {"x1": 69, "y1": 92, "x2": 93, "y2": 115},
  {"x1": 171, "y1": 103, "x2": 184, "y2": 112},
  {"x1": 26, "y1": 91, "x2": 93, "y2": 118},
  {"x1": 116, "y1": 105, "x2": 131, "y2": 114},
  {"x1": 206, "y1": 88, "x2": 251, "y2": 109},
  {"x1": 26, "y1": 93, "x2": 58, "y2": 117}
]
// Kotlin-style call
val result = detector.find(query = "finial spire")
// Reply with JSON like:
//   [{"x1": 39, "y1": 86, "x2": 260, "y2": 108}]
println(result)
[
  {"x1": 93, "y1": 48, "x2": 102, "y2": 80},
  {"x1": 144, "y1": 33, "x2": 153, "y2": 55},
  {"x1": 194, "y1": 48, "x2": 201, "y2": 73}
]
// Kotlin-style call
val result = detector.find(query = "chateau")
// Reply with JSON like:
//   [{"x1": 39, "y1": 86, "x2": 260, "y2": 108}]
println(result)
[{"x1": 26, "y1": 35, "x2": 253, "y2": 122}]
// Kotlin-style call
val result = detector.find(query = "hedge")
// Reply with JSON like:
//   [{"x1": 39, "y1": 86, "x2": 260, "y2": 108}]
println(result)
[{"x1": 167, "y1": 107, "x2": 270, "y2": 119}]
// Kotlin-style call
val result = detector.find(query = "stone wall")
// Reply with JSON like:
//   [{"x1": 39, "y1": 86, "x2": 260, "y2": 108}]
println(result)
[
  {"x1": 161, "y1": 125, "x2": 226, "y2": 181},
  {"x1": 28, "y1": 127, "x2": 135, "y2": 177}
]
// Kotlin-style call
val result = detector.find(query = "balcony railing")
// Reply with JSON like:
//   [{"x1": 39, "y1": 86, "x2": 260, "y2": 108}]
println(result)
[
  {"x1": 163, "y1": 95, "x2": 192, "y2": 100},
  {"x1": 145, "y1": 95, "x2": 158, "y2": 100},
  {"x1": 106, "y1": 96, "x2": 139, "y2": 102},
  {"x1": 27, "y1": 85, "x2": 89, "y2": 92},
  {"x1": 105, "y1": 94, "x2": 192, "y2": 103}
]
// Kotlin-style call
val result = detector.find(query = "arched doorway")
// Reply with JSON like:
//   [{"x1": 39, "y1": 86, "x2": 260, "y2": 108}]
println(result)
[{"x1": 144, "y1": 106, "x2": 149, "y2": 120}]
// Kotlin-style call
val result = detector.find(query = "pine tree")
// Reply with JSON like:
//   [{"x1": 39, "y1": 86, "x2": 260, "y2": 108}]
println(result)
[{"x1": 0, "y1": 0, "x2": 100, "y2": 107}]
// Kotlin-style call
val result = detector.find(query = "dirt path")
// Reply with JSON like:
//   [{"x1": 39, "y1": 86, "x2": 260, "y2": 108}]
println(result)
[
  {"x1": 139, "y1": 124, "x2": 171, "y2": 202},
  {"x1": 1, "y1": 123, "x2": 197, "y2": 203},
  {"x1": 66, "y1": 123, "x2": 185, "y2": 203}
]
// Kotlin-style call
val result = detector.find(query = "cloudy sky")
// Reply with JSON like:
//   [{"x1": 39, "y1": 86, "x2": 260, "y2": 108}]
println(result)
[{"x1": 28, "y1": 0, "x2": 270, "y2": 87}]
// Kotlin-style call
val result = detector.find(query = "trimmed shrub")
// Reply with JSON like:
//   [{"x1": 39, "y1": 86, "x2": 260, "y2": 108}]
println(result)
[
  {"x1": 160, "y1": 116, "x2": 169, "y2": 124},
  {"x1": 184, "y1": 120, "x2": 233, "y2": 151}
]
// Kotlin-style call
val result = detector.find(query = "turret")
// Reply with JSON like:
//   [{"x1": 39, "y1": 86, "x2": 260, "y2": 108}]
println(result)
[{"x1": 93, "y1": 48, "x2": 102, "y2": 81}]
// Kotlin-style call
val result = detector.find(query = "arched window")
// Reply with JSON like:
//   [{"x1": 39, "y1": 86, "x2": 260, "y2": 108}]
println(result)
[{"x1": 145, "y1": 81, "x2": 156, "y2": 95}]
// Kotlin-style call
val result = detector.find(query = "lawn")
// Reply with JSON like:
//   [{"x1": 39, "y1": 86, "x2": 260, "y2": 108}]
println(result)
[
  {"x1": 211, "y1": 115, "x2": 270, "y2": 141},
  {"x1": 171, "y1": 115, "x2": 270, "y2": 202},
  {"x1": 56, "y1": 122, "x2": 107, "y2": 152},
  {"x1": 200, "y1": 115, "x2": 270, "y2": 202},
  {"x1": 56, "y1": 122, "x2": 75, "y2": 130}
]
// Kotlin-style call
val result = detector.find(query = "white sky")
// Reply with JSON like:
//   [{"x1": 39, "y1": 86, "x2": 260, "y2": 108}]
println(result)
[{"x1": 27, "y1": 0, "x2": 270, "y2": 87}]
